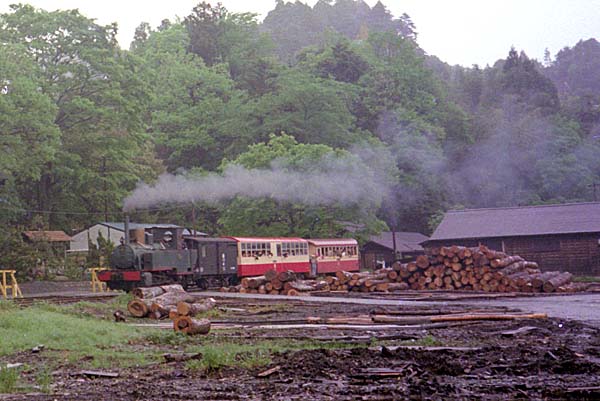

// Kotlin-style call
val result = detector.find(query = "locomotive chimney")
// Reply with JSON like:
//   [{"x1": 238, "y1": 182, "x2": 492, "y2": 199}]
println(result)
[{"x1": 124, "y1": 214, "x2": 130, "y2": 244}]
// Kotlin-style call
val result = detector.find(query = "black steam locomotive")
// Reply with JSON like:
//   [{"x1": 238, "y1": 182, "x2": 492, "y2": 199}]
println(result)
[{"x1": 98, "y1": 225, "x2": 239, "y2": 291}]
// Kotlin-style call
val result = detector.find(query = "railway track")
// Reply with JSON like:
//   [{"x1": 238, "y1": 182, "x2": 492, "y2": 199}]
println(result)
[{"x1": 11, "y1": 292, "x2": 119, "y2": 307}]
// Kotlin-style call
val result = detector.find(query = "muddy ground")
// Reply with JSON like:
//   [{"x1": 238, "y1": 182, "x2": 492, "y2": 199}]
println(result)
[{"x1": 3, "y1": 293, "x2": 600, "y2": 401}]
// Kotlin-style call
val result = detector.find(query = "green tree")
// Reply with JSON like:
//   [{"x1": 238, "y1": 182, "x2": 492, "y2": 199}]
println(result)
[
  {"x1": 0, "y1": 44, "x2": 60, "y2": 223},
  {"x1": 258, "y1": 70, "x2": 360, "y2": 147},
  {"x1": 0, "y1": 5, "x2": 161, "y2": 227},
  {"x1": 217, "y1": 134, "x2": 389, "y2": 238},
  {"x1": 134, "y1": 23, "x2": 256, "y2": 170}
]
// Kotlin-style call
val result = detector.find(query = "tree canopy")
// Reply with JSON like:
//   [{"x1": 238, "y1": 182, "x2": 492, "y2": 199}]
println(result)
[{"x1": 1, "y1": 0, "x2": 599, "y2": 243}]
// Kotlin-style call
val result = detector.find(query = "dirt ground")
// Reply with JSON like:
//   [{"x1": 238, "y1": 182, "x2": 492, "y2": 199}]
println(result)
[{"x1": 3, "y1": 290, "x2": 600, "y2": 401}]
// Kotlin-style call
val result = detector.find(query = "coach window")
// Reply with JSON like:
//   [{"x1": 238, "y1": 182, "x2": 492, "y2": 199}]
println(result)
[{"x1": 201, "y1": 245, "x2": 207, "y2": 258}]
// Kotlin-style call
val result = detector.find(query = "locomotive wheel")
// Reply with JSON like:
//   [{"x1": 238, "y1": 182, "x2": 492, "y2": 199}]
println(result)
[
  {"x1": 196, "y1": 279, "x2": 208, "y2": 290},
  {"x1": 227, "y1": 276, "x2": 239, "y2": 286}
]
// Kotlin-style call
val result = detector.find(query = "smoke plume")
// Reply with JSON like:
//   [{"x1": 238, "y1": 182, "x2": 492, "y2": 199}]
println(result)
[{"x1": 123, "y1": 154, "x2": 391, "y2": 211}]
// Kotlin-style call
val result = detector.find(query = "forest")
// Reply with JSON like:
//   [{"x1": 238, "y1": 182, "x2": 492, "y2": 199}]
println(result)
[{"x1": 1, "y1": 0, "x2": 599, "y2": 249}]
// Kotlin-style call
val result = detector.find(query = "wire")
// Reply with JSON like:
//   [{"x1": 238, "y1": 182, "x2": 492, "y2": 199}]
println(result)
[{"x1": 0, "y1": 203, "x2": 192, "y2": 216}]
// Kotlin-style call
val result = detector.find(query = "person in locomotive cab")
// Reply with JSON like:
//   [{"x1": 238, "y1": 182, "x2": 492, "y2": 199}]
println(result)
[{"x1": 160, "y1": 231, "x2": 173, "y2": 249}]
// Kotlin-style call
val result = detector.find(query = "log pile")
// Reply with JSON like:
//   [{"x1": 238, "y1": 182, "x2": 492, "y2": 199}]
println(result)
[
  {"x1": 220, "y1": 245, "x2": 587, "y2": 295},
  {"x1": 396, "y1": 245, "x2": 583, "y2": 293},
  {"x1": 126, "y1": 284, "x2": 214, "y2": 335},
  {"x1": 220, "y1": 270, "x2": 331, "y2": 296}
]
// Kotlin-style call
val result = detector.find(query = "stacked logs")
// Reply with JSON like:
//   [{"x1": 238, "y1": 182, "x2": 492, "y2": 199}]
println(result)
[
  {"x1": 220, "y1": 269, "x2": 330, "y2": 296},
  {"x1": 126, "y1": 284, "x2": 213, "y2": 335},
  {"x1": 399, "y1": 245, "x2": 583, "y2": 293},
  {"x1": 219, "y1": 245, "x2": 586, "y2": 295}
]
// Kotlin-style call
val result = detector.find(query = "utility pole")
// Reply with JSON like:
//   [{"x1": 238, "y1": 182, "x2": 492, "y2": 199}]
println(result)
[
  {"x1": 590, "y1": 183, "x2": 600, "y2": 202},
  {"x1": 102, "y1": 157, "x2": 108, "y2": 222}
]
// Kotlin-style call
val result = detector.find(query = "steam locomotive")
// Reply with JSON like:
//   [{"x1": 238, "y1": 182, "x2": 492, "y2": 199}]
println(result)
[{"x1": 97, "y1": 224, "x2": 360, "y2": 291}]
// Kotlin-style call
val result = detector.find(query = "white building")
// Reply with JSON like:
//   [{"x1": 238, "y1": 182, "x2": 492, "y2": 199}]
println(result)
[{"x1": 69, "y1": 222, "x2": 199, "y2": 252}]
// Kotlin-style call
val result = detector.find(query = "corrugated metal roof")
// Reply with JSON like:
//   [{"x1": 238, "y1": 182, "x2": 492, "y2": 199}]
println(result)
[
  {"x1": 23, "y1": 231, "x2": 72, "y2": 242},
  {"x1": 366, "y1": 231, "x2": 428, "y2": 253},
  {"x1": 429, "y1": 202, "x2": 600, "y2": 241},
  {"x1": 307, "y1": 238, "x2": 358, "y2": 247}
]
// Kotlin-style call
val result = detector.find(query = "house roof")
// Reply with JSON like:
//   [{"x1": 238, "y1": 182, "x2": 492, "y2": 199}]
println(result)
[
  {"x1": 366, "y1": 231, "x2": 429, "y2": 253},
  {"x1": 23, "y1": 231, "x2": 72, "y2": 242},
  {"x1": 429, "y1": 202, "x2": 600, "y2": 241}
]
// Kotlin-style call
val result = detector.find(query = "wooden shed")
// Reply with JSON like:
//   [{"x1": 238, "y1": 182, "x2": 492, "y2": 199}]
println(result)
[
  {"x1": 423, "y1": 202, "x2": 600, "y2": 275},
  {"x1": 361, "y1": 231, "x2": 428, "y2": 269}
]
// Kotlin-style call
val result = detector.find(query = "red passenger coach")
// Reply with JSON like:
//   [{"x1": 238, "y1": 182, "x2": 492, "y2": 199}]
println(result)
[
  {"x1": 227, "y1": 237, "x2": 311, "y2": 277},
  {"x1": 307, "y1": 238, "x2": 360, "y2": 274}
]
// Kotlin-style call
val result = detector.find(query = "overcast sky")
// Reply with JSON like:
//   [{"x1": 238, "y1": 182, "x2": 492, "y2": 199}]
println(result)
[{"x1": 0, "y1": 0, "x2": 598, "y2": 66}]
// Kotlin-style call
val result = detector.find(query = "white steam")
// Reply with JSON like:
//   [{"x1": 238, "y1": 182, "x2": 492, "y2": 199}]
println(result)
[{"x1": 123, "y1": 155, "x2": 390, "y2": 211}]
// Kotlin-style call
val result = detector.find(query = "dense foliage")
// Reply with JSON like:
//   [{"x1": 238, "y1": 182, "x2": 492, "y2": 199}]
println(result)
[{"x1": 1, "y1": 1, "x2": 599, "y2": 242}]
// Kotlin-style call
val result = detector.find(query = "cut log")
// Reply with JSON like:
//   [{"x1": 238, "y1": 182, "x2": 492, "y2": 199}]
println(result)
[
  {"x1": 176, "y1": 298, "x2": 216, "y2": 316},
  {"x1": 173, "y1": 316, "x2": 211, "y2": 335},
  {"x1": 132, "y1": 286, "x2": 166, "y2": 299},
  {"x1": 152, "y1": 291, "x2": 196, "y2": 306},
  {"x1": 160, "y1": 284, "x2": 186, "y2": 293},
  {"x1": 490, "y1": 255, "x2": 524, "y2": 269},
  {"x1": 127, "y1": 299, "x2": 153, "y2": 318},
  {"x1": 264, "y1": 269, "x2": 278, "y2": 281},
  {"x1": 416, "y1": 255, "x2": 430, "y2": 269},
  {"x1": 387, "y1": 282, "x2": 409, "y2": 292},
  {"x1": 542, "y1": 272, "x2": 573, "y2": 293},
  {"x1": 531, "y1": 271, "x2": 561, "y2": 290},
  {"x1": 277, "y1": 271, "x2": 296, "y2": 282}
]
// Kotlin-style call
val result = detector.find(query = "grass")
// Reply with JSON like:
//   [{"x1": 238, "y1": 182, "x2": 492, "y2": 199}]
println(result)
[
  {"x1": 0, "y1": 298, "x2": 379, "y2": 389},
  {"x1": 0, "y1": 366, "x2": 19, "y2": 393},
  {"x1": 36, "y1": 367, "x2": 52, "y2": 394},
  {"x1": 183, "y1": 337, "x2": 368, "y2": 373},
  {"x1": 0, "y1": 301, "x2": 154, "y2": 368},
  {"x1": 572, "y1": 276, "x2": 600, "y2": 283}
]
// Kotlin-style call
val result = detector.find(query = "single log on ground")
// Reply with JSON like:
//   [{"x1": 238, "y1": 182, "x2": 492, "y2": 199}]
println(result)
[
  {"x1": 132, "y1": 286, "x2": 166, "y2": 299},
  {"x1": 127, "y1": 299, "x2": 153, "y2": 318},
  {"x1": 173, "y1": 316, "x2": 211, "y2": 335},
  {"x1": 177, "y1": 298, "x2": 217, "y2": 316},
  {"x1": 542, "y1": 272, "x2": 573, "y2": 293}
]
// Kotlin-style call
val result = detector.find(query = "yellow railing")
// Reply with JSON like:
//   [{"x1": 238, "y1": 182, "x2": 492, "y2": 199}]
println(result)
[
  {"x1": 0, "y1": 270, "x2": 23, "y2": 299},
  {"x1": 89, "y1": 267, "x2": 108, "y2": 293}
]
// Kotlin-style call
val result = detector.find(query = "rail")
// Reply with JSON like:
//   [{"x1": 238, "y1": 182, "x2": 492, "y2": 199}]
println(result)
[{"x1": 0, "y1": 270, "x2": 23, "y2": 299}]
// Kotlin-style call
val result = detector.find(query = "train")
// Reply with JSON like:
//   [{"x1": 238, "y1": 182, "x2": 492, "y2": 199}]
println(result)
[{"x1": 97, "y1": 224, "x2": 360, "y2": 291}]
